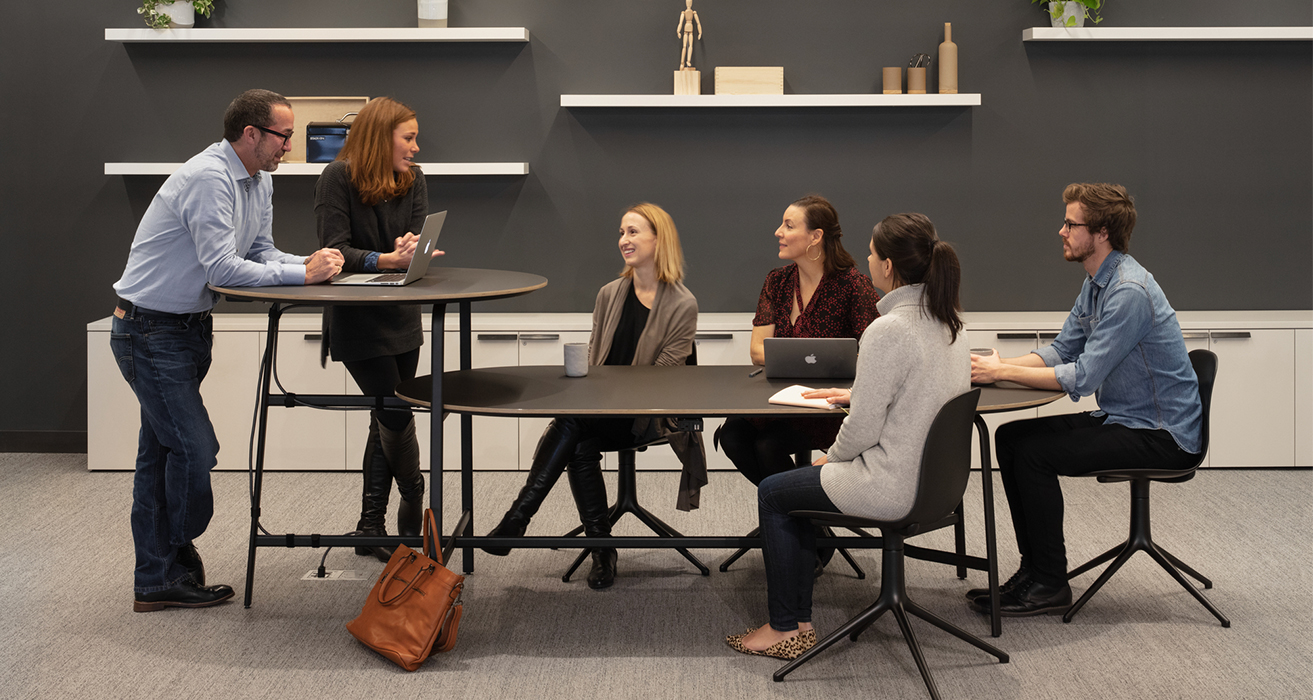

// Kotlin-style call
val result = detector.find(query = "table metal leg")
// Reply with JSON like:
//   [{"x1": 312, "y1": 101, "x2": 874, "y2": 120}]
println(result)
[
  {"x1": 975, "y1": 414, "x2": 1002, "y2": 638},
  {"x1": 244, "y1": 303, "x2": 282, "y2": 608},
  {"x1": 459, "y1": 302, "x2": 474, "y2": 574},
  {"x1": 429, "y1": 304, "x2": 446, "y2": 551}
]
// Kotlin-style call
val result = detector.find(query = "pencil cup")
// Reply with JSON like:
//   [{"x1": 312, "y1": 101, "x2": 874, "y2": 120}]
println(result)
[
  {"x1": 882, "y1": 67, "x2": 902, "y2": 95},
  {"x1": 564, "y1": 343, "x2": 589, "y2": 377},
  {"x1": 908, "y1": 67, "x2": 927, "y2": 95}
]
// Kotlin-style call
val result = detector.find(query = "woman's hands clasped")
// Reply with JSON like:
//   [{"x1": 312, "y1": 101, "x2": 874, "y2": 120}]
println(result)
[{"x1": 378, "y1": 232, "x2": 445, "y2": 270}]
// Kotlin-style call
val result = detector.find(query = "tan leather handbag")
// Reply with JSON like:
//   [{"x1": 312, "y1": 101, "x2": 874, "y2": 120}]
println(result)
[{"x1": 346, "y1": 509, "x2": 464, "y2": 671}]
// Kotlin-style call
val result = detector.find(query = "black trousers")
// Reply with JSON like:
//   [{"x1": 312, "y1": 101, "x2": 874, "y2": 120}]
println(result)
[
  {"x1": 995, "y1": 412, "x2": 1196, "y2": 587},
  {"x1": 716, "y1": 417, "x2": 817, "y2": 486},
  {"x1": 342, "y1": 348, "x2": 420, "y2": 431}
]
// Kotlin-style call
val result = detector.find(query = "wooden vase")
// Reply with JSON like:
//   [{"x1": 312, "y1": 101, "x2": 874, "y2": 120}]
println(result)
[{"x1": 939, "y1": 23, "x2": 958, "y2": 95}]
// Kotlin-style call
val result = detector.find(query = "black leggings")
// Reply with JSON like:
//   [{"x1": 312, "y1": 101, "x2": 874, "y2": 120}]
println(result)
[
  {"x1": 342, "y1": 348, "x2": 420, "y2": 431},
  {"x1": 716, "y1": 417, "x2": 817, "y2": 486}
]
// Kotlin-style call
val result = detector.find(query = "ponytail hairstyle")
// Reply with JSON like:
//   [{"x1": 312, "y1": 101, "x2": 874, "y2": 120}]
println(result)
[
  {"x1": 336, "y1": 97, "x2": 418, "y2": 206},
  {"x1": 792, "y1": 195, "x2": 857, "y2": 276},
  {"x1": 871, "y1": 213, "x2": 964, "y2": 343}
]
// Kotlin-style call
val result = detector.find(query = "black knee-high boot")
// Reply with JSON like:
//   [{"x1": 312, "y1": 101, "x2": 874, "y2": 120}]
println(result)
[
  {"x1": 379, "y1": 417, "x2": 424, "y2": 538},
  {"x1": 482, "y1": 419, "x2": 580, "y2": 555},
  {"x1": 567, "y1": 458, "x2": 615, "y2": 589},
  {"x1": 354, "y1": 417, "x2": 396, "y2": 562}
]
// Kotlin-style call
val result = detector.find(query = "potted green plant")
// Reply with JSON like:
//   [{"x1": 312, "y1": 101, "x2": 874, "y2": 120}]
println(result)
[
  {"x1": 1033, "y1": 0, "x2": 1103, "y2": 28},
  {"x1": 138, "y1": 0, "x2": 215, "y2": 29}
]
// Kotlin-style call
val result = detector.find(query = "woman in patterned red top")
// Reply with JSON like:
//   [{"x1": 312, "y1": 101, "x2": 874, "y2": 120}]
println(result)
[{"x1": 716, "y1": 195, "x2": 880, "y2": 489}]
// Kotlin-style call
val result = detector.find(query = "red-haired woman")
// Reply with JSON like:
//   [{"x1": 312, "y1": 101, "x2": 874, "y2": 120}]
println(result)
[{"x1": 314, "y1": 97, "x2": 440, "y2": 561}]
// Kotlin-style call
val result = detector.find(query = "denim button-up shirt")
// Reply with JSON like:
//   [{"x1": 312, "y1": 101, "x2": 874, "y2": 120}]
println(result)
[{"x1": 1035, "y1": 251, "x2": 1202, "y2": 453}]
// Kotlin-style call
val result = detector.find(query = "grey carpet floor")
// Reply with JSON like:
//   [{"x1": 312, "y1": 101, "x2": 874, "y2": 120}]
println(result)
[{"x1": 0, "y1": 454, "x2": 1309, "y2": 699}]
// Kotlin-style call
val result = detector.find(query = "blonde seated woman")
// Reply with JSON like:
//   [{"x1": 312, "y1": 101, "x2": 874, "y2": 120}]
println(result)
[{"x1": 482, "y1": 203, "x2": 704, "y2": 590}]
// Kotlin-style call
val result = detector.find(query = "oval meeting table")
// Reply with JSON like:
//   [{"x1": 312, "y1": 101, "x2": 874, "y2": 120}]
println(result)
[
  {"x1": 397, "y1": 363, "x2": 1062, "y2": 637},
  {"x1": 211, "y1": 267, "x2": 547, "y2": 608}
]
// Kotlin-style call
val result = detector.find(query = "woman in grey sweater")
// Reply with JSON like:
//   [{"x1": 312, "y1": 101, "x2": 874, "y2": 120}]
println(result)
[{"x1": 728, "y1": 213, "x2": 970, "y2": 660}]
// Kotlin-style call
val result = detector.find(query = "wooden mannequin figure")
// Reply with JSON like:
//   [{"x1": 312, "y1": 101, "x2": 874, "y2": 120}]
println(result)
[{"x1": 677, "y1": 0, "x2": 703, "y2": 70}]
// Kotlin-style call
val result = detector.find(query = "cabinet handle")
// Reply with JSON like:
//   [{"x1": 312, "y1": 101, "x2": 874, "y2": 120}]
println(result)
[
  {"x1": 695, "y1": 333, "x2": 733, "y2": 341},
  {"x1": 997, "y1": 333, "x2": 1036, "y2": 340},
  {"x1": 519, "y1": 334, "x2": 560, "y2": 341},
  {"x1": 1038, "y1": 332, "x2": 1059, "y2": 340},
  {"x1": 476, "y1": 333, "x2": 517, "y2": 341},
  {"x1": 1210, "y1": 331, "x2": 1251, "y2": 340},
  {"x1": 1181, "y1": 332, "x2": 1210, "y2": 340},
  {"x1": 303, "y1": 334, "x2": 322, "y2": 341}
]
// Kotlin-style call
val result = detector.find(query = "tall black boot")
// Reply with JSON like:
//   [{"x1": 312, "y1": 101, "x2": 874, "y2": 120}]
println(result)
[
  {"x1": 354, "y1": 418, "x2": 395, "y2": 562},
  {"x1": 482, "y1": 419, "x2": 580, "y2": 555},
  {"x1": 567, "y1": 457, "x2": 615, "y2": 590},
  {"x1": 379, "y1": 417, "x2": 424, "y2": 538}
]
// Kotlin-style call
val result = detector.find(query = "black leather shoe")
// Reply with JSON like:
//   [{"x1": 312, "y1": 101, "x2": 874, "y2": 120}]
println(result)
[
  {"x1": 176, "y1": 543, "x2": 205, "y2": 587},
  {"x1": 134, "y1": 580, "x2": 234, "y2": 612},
  {"x1": 966, "y1": 566, "x2": 1032, "y2": 602},
  {"x1": 587, "y1": 548, "x2": 617, "y2": 590},
  {"x1": 971, "y1": 579, "x2": 1072, "y2": 617},
  {"x1": 482, "y1": 517, "x2": 527, "y2": 556}
]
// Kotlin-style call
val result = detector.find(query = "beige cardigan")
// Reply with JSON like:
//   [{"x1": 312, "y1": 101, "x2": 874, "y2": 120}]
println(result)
[{"x1": 588, "y1": 276, "x2": 708, "y2": 510}]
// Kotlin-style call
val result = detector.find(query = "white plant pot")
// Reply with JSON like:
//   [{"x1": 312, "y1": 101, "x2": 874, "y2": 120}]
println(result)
[
  {"x1": 418, "y1": 0, "x2": 448, "y2": 28},
  {"x1": 1048, "y1": 1, "x2": 1087, "y2": 28},
  {"x1": 159, "y1": 1, "x2": 195, "y2": 28}
]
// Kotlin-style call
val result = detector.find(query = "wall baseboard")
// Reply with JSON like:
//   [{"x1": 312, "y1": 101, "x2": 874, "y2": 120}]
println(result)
[{"x1": 0, "y1": 431, "x2": 87, "y2": 453}]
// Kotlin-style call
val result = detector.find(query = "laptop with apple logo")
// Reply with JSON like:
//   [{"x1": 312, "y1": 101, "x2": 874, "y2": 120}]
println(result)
[{"x1": 762, "y1": 337, "x2": 859, "y2": 380}]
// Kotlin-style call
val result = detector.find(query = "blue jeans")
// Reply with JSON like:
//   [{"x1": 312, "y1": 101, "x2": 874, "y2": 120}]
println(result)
[
  {"x1": 758, "y1": 466, "x2": 840, "y2": 631},
  {"x1": 110, "y1": 309, "x2": 219, "y2": 593}
]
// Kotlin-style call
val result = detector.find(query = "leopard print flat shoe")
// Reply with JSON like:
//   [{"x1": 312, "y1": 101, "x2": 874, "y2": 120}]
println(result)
[{"x1": 725, "y1": 628, "x2": 817, "y2": 660}]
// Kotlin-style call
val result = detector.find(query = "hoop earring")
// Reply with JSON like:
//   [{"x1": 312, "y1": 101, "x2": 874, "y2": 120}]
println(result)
[{"x1": 805, "y1": 243, "x2": 822, "y2": 262}]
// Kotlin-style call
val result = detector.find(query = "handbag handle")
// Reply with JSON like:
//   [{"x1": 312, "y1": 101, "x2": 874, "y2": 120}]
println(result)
[
  {"x1": 375, "y1": 553, "x2": 434, "y2": 605},
  {"x1": 423, "y1": 508, "x2": 442, "y2": 565}
]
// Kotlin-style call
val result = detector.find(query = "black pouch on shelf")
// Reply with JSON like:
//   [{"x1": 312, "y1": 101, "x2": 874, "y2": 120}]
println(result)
[{"x1": 307, "y1": 121, "x2": 351, "y2": 163}]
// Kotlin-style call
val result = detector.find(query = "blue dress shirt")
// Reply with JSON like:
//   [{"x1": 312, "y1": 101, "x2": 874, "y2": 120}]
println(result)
[
  {"x1": 113, "y1": 140, "x2": 306, "y2": 314},
  {"x1": 1035, "y1": 251, "x2": 1202, "y2": 453}
]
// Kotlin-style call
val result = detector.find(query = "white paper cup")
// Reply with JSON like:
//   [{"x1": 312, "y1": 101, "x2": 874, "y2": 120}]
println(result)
[
  {"x1": 564, "y1": 342, "x2": 589, "y2": 377},
  {"x1": 970, "y1": 348, "x2": 995, "y2": 357}
]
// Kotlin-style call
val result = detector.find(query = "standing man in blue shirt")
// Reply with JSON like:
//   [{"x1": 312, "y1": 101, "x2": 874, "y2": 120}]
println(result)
[
  {"x1": 968, "y1": 183, "x2": 1202, "y2": 616},
  {"x1": 111, "y1": 89, "x2": 344, "y2": 612}
]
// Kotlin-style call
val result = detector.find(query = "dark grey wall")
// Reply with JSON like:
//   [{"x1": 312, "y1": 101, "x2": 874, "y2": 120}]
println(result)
[{"x1": 1, "y1": 0, "x2": 1310, "y2": 436}]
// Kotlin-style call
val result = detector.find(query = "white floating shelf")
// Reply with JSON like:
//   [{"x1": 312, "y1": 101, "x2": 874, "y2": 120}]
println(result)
[
  {"x1": 105, "y1": 162, "x2": 529, "y2": 176},
  {"x1": 560, "y1": 94, "x2": 982, "y2": 108},
  {"x1": 1023, "y1": 26, "x2": 1313, "y2": 42},
  {"x1": 104, "y1": 27, "x2": 530, "y2": 43}
]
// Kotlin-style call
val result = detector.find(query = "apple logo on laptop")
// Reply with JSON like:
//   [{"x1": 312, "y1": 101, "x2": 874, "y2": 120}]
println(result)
[{"x1": 804, "y1": 354, "x2": 817, "y2": 364}]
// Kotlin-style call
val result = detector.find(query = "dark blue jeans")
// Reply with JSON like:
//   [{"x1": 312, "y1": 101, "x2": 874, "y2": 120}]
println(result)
[
  {"x1": 110, "y1": 309, "x2": 219, "y2": 593},
  {"x1": 758, "y1": 465, "x2": 840, "y2": 631}
]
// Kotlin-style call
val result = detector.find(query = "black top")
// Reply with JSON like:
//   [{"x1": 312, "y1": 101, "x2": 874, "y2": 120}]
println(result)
[
  {"x1": 314, "y1": 160, "x2": 428, "y2": 363},
  {"x1": 604, "y1": 283, "x2": 650, "y2": 366}
]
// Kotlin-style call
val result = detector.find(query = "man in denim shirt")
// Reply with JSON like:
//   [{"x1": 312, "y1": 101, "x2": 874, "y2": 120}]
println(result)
[
  {"x1": 968, "y1": 183, "x2": 1202, "y2": 616},
  {"x1": 111, "y1": 90, "x2": 344, "y2": 612}
]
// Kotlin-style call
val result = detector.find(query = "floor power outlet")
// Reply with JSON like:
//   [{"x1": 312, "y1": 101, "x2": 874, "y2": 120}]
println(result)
[{"x1": 301, "y1": 569, "x2": 372, "y2": 581}]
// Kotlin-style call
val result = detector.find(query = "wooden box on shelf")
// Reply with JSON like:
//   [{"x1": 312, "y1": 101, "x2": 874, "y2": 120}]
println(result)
[
  {"x1": 674, "y1": 70, "x2": 701, "y2": 95},
  {"x1": 285, "y1": 97, "x2": 370, "y2": 163},
  {"x1": 714, "y1": 67, "x2": 783, "y2": 95}
]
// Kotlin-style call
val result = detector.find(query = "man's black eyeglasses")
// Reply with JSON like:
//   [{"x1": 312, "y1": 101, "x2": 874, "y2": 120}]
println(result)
[
  {"x1": 1062, "y1": 220, "x2": 1092, "y2": 231},
  {"x1": 250, "y1": 125, "x2": 293, "y2": 146}
]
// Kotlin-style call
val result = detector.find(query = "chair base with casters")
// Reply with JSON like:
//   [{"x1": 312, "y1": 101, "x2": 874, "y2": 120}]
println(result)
[
  {"x1": 559, "y1": 441, "x2": 710, "y2": 582},
  {"x1": 1063, "y1": 474, "x2": 1230, "y2": 627},
  {"x1": 774, "y1": 510, "x2": 1009, "y2": 698},
  {"x1": 717, "y1": 451, "x2": 869, "y2": 579},
  {"x1": 1062, "y1": 349, "x2": 1229, "y2": 628}
]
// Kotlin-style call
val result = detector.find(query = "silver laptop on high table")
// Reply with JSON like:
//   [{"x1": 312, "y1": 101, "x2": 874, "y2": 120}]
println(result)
[{"x1": 330, "y1": 211, "x2": 446, "y2": 286}]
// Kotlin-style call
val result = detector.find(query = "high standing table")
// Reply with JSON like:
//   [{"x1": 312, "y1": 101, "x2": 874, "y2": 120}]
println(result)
[
  {"x1": 211, "y1": 267, "x2": 546, "y2": 607},
  {"x1": 396, "y1": 364, "x2": 1061, "y2": 636}
]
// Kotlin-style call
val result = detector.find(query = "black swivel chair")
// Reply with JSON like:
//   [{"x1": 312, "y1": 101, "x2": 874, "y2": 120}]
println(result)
[
  {"x1": 559, "y1": 347, "x2": 710, "y2": 580},
  {"x1": 1062, "y1": 349, "x2": 1230, "y2": 627},
  {"x1": 775, "y1": 389, "x2": 1009, "y2": 699}
]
